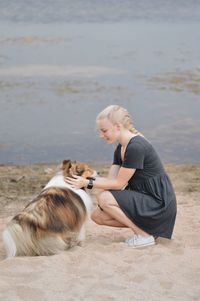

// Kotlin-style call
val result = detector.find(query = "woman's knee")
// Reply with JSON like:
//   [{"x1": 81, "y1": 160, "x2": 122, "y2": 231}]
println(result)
[
  {"x1": 91, "y1": 208, "x2": 103, "y2": 225},
  {"x1": 97, "y1": 191, "x2": 114, "y2": 209}
]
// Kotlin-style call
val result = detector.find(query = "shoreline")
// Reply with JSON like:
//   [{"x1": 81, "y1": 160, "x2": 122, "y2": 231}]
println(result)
[
  {"x1": 1, "y1": 160, "x2": 200, "y2": 166},
  {"x1": 0, "y1": 161, "x2": 200, "y2": 217}
]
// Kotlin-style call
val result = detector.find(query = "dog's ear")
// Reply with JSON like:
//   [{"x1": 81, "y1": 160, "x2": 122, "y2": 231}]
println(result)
[
  {"x1": 61, "y1": 160, "x2": 71, "y2": 170},
  {"x1": 61, "y1": 160, "x2": 72, "y2": 177}
]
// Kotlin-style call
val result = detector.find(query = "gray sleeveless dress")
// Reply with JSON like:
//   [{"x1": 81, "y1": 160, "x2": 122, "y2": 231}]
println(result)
[{"x1": 110, "y1": 136, "x2": 177, "y2": 239}]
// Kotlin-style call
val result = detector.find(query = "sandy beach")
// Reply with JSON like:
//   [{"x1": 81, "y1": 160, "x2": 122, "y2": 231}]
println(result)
[
  {"x1": 1, "y1": 1, "x2": 200, "y2": 300},
  {"x1": 0, "y1": 162, "x2": 200, "y2": 301}
]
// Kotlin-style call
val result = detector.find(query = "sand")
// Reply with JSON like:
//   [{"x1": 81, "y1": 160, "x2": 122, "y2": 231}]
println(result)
[{"x1": 0, "y1": 162, "x2": 200, "y2": 301}]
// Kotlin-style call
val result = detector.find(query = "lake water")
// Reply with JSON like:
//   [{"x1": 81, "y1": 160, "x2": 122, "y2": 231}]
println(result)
[{"x1": 0, "y1": 0, "x2": 200, "y2": 164}]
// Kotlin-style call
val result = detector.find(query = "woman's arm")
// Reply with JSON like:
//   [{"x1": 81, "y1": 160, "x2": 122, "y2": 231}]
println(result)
[
  {"x1": 65, "y1": 165, "x2": 136, "y2": 190},
  {"x1": 107, "y1": 164, "x2": 120, "y2": 179},
  {"x1": 93, "y1": 166, "x2": 135, "y2": 190}
]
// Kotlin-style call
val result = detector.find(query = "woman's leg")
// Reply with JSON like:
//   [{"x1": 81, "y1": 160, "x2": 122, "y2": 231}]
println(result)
[
  {"x1": 91, "y1": 206, "x2": 127, "y2": 227},
  {"x1": 91, "y1": 191, "x2": 150, "y2": 237}
]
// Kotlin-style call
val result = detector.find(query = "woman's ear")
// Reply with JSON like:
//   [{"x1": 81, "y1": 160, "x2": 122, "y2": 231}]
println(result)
[{"x1": 115, "y1": 122, "x2": 122, "y2": 131}]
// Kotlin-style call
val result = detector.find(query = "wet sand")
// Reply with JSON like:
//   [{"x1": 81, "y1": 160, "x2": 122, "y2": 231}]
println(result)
[{"x1": 0, "y1": 162, "x2": 200, "y2": 300}]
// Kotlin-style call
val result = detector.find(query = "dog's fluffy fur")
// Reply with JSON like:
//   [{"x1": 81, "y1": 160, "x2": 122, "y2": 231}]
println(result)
[{"x1": 3, "y1": 160, "x2": 95, "y2": 257}]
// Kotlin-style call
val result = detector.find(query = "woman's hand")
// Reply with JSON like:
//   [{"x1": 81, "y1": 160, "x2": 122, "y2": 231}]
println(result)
[{"x1": 65, "y1": 175, "x2": 88, "y2": 189}]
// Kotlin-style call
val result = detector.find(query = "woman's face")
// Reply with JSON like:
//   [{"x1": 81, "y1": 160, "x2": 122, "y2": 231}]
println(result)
[{"x1": 97, "y1": 118, "x2": 120, "y2": 144}]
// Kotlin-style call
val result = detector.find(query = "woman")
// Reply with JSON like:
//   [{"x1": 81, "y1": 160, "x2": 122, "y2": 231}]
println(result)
[{"x1": 65, "y1": 105, "x2": 177, "y2": 248}]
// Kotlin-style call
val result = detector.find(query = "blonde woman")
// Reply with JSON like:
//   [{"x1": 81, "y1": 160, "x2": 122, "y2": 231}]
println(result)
[{"x1": 65, "y1": 105, "x2": 177, "y2": 248}]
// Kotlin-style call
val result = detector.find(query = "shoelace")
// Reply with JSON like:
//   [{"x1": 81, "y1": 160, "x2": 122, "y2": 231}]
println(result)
[{"x1": 126, "y1": 235, "x2": 138, "y2": 244}]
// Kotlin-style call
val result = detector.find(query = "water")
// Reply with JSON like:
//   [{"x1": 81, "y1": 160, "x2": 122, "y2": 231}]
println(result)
[
  {"x1": 0, "y1": 1, "x2": 200, "y2": 164},
  {"x1": 1, "y1": 0, "x2": 200, "y2": 24}
]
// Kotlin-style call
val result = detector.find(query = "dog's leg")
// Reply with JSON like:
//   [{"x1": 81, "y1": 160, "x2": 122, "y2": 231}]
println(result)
[
  {"x1": 77, "y1": 225, "x2": 86, "y2": 245},
  {"x1": 2, "y1": 229, "x2": 17, "y2": 258}
]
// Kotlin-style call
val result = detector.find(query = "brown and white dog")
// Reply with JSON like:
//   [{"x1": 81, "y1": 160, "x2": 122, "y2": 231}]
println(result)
[{"x1": 3, "y1": 160, "x2": 96, "y2": 257}]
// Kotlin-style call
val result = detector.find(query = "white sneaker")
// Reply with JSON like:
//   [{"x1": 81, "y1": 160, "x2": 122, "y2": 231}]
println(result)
[{"x1": 125, "y1": 235, "x2": 155, "y2": 248}]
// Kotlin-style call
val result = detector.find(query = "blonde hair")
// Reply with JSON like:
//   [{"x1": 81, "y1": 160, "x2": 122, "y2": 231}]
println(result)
[{"x1": 96, "y1": 105, "x2": 139, "y2": 135}]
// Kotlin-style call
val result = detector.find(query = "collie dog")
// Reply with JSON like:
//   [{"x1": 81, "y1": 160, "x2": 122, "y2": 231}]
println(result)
[{"x1": 3, "y1": 160, "x2": 96, "y2": 257}]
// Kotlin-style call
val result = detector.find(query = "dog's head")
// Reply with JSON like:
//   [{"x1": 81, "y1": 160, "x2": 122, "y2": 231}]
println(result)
[{"x1": 61, "y1": 160, "x2": 96, "y2": 178}]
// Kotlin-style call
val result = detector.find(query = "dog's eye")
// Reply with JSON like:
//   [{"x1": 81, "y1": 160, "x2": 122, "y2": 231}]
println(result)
[{"x1": 76, "y1": 168, "x2": 84, "y2": 176}]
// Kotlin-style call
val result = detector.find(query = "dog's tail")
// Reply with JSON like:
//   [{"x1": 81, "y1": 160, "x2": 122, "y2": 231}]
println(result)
[{"x1": 2, "y1": 222, "x2": 77, "y2": 257}]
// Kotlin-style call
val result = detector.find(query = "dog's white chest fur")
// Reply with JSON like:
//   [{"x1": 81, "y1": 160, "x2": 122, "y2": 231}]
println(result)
[{"x1": 44, "y1": 173, "x2": 92, "y2": 213}]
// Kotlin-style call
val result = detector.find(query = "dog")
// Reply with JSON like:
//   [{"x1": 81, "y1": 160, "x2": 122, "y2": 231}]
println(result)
[{"x1": 3, "y1": 160, "x2": 96, "y2": 257}]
